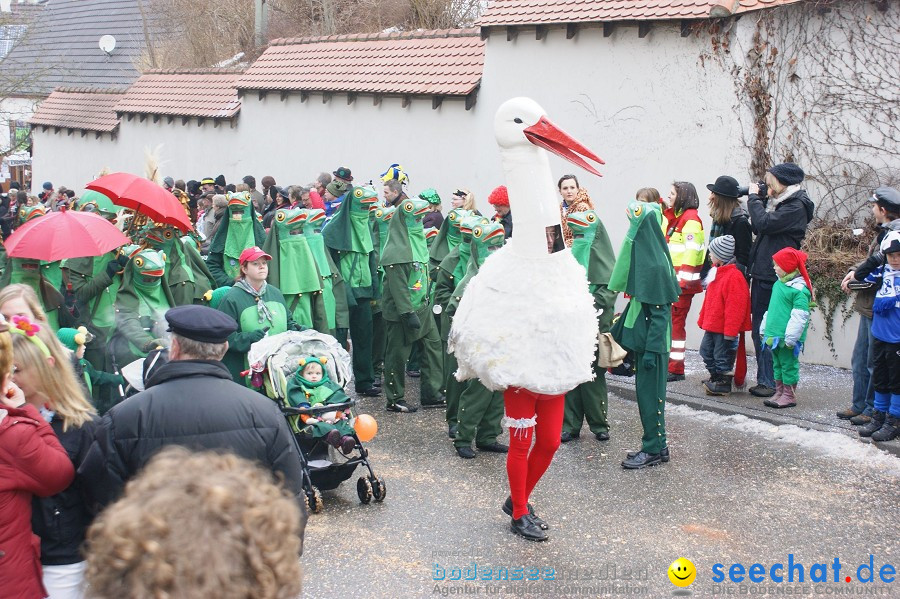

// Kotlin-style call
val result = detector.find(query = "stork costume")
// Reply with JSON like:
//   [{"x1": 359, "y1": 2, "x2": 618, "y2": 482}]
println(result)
[
  {"x1": 449, "y1": 98, "x2": 603, "y2": 541},
  {"x1": 609, "y1": 202, "x2": 680, "y2": 469}
]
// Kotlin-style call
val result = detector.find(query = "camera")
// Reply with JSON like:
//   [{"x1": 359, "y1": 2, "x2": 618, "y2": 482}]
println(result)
[{"x1": 737, "y1": 180, "x2": 767, "y2": 198}]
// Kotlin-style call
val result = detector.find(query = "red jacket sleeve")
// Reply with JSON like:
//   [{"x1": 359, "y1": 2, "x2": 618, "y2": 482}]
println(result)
[
  {"x1": 722, "y1": 271, "x2": 751, "y2": 337},
  {"x1": 4, "y1": 404, "x2": 75, "y2": 497}
]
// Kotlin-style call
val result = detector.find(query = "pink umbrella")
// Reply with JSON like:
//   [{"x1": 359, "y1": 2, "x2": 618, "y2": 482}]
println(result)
[
  {"x1": 86, "y1": 172, "x2": 192, "y2": 232},
  {"x1": 4, "y1": 207, "x2": 130, "y2": 261}
]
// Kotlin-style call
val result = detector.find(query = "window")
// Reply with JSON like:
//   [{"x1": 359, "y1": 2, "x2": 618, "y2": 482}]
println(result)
[{"x1": 0, "y1": 24, "x2": 26, "y2": 59}]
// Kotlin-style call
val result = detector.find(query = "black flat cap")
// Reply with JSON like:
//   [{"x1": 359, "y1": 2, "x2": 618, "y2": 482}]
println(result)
[{"x1": 165, "y1": 305, "x2": 237, "y2": 343}]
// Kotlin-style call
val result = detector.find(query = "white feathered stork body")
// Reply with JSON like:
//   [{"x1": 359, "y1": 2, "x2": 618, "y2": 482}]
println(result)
[{"x1": 449, "y1": 98, "x2": 605, "y2": 395}]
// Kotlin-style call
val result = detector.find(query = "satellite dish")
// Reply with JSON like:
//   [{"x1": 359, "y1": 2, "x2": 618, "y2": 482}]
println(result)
[{"x1": 99, "y1": 35, "x2": 117, "y2": 55}]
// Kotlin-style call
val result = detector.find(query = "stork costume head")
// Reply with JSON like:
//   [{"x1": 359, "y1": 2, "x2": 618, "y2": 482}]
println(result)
[{"x1": 449, "y1": 98, "x2": 604, "y2": 395}]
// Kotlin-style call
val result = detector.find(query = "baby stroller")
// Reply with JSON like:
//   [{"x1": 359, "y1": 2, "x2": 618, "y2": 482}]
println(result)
[{"x1": 248, "y1": 331, "x2": 386, "y2": 513}]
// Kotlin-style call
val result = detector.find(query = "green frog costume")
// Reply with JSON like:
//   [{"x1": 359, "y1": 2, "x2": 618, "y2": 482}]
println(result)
[
  {"x1": 144, "y1": 223, "x2": 215, "y2": 306},
  {"x1": 380, "y1": 197, "x2": 445, "y2": 410},
  {"x1": 262, "y1": 208, "x2": 330, "y2": 332},
  {"x1": 448, "y1": 221, "x2": 506, "y2": 451},
  {"x1": 112, "y1": 245, "x2": 175, "y2": 367},
  {"x1": 322, "y1": 185, "x2": 380, "y2": 393},
  {"x1": 610, "y1": 202, "x2": 680, "y2": 464},
  {"x1": 562, "y1": 210, "x2": 618, "y2": 440},
  {"x1": 207, "y1": 192, "x2": 266, "y2": 288},
  {"x1": 1, "y1": 205, "x2": 66, "y2": 330},
  {"x1": 285, "y1": 356, "x2": 354, "y2": 437},
  {"x1": 57, "y1": 327, "x2": 125, "y2": 414},
  {"x1": 428, "y1": 208, "x2": 468, "y2": 286},
  {"x1": 370, "y1": 205, "x2": 396, "y2": 383},
  {"x1": 300, "y1": 208, "x2": 349, "y2": 335},
  {"x1": 217, "y1": 271, "x2": 299, "y2": 385}
]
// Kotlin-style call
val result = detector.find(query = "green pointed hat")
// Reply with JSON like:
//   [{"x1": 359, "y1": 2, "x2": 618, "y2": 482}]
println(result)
[{"x1": 608, "y1": 202, "x2": 679, "y2": 304}]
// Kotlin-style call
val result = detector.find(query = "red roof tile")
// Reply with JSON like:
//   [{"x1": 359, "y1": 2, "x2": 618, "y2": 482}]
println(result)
[
  {"x1": 116, "y1": 70, "x2": 243, "y2": 119},
  {"x1": 28, "y1": 88, "x2": 123, "y2": 133},
  {"x1": 238, "y1": 29, "x2": 484, "y2": 96},
  {"x1": 478, "y1": 0, "x2": 802, "y2": 26}
]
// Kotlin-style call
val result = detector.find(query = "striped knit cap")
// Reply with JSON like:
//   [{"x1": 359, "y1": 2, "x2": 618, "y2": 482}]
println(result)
[{"x1": 708, "y1": 234, "x2": 735, "y2": 263}]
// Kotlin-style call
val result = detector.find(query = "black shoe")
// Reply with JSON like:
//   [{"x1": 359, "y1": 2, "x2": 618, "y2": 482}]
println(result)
[
  {"x1": 502, "y1": 496, "x2": 548, "y2": 530},
  {"x1": 627, "y1": 446, "x2": 670, "y2": 462},
  {"x1": 622, "y1": 451, "x2": 663, "y2": 469},
  {"x1": 421, "y1": 395, "x2": 447, "y2": 409},
  {"x1": 836, "y1": 408, "x2": 861, "y2": 420},
  {"x1": 357, "y1": 387, "x2": 381, "y2": 397},
  {"x1": 510, "y1": 515, "x2": 548, "y2": 542},
  {"x1": 705, "y1": 374, "x2": 732, "y2": 396},
  {"x1": 406, "y1": 369, "x2": 421, "y2": 378},
  {"x1": 448, "y1": 424, "x2": 458, "y2": 439},
  {"x1": 456, "y1": 446, "x2": 476, "y2": 459},
  {"x1": 871, "y1": 414, "x2": 899, "y2": 442},
  {"x1": 595, "y1": 431, "x2": 610, "y2": 442},
  {"x1": 849, "y1": 414, "x2": 872, "y2": 426},
  {"x1": 667, "y1": 373, "x2": 685, "y2": 382},
  {"x1": 859, "y1": 410, "x2": 885, "y2": 437},
  {"x1": 476, "y1": 442, "x2": 508, "y2": 453},
  {"x1": 372, "y1": 378, "x2": 383, "y2": 389},
  {"x1": 560, "y1": 431, "x2": 580, "y2": 443},
  {"x1": 749, "y1": 384, "x2": 776, "y2": 398},
  {"x1": 386, "y1": 401, "x2": 418, "y2": 413}
]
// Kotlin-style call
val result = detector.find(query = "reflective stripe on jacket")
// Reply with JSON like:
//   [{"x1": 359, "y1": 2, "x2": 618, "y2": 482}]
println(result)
[{"x1": 666, "y1": 208, "x2": 705, "y2": 294}]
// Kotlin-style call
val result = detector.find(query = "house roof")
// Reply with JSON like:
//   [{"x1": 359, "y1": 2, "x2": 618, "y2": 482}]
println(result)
[
  {"x1": 237, "y1": 28, "x2": 485, "y2": 97},
  {"x1": 116, "y1": 70, "x2": 243, "y2": 119},
  {"x1": 478, "y1": 0, "x2": 803, "y2": 27},
  {"x1": 0, "y1": 0, "x2": 150, "y2": 97},
  {"x1": 28, "y1": 88, "x2": 123, "y2": 132}
]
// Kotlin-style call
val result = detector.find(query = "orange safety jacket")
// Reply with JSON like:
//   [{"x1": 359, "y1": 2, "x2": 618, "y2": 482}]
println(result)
[{"x1": 665, "y1": 208, "x2": 706, "y2": 294}]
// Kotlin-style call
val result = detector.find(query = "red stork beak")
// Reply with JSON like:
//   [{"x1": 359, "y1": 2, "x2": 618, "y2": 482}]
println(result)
[{"x1": 523, "y1": 116, "x2": 605, "y2": 176}]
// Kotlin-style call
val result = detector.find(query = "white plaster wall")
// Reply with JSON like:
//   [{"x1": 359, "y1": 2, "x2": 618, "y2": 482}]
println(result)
[{"x1": 27, "y1": 17, "x2": 864, "y2": 368}]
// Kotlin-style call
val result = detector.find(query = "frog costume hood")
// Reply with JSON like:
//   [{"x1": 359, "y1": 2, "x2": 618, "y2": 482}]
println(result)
[
  {"x1": 262, "y1": 208, "x2": 323, "y2": 295},
  {"x1": 452, "y1": 214, "x2": 490, "y2": 282},
  {"x1": 323, "y1": 185, "x2": 378, "y2": 254},
  {"x1": 144, "y1": 223, "x2": 215, "y2": 305},
  {"x1": 380, "y1": 198, "x2": 430, "y2": 267},
  {"x1": 424, "y1": 227, "x2": 439, "y2": 248},
  {"x1": 566, "y1": 210, "x2": 616, "y2": 286},
  {"x1": 429, "y1": 207, "x2": 469, "y2": 267},
  {"x1": 608, "y1": 202, "x2": 679, "y2": 304},
  {"x1": 209, "y1": 191, "x2": 266, "y2": 280},
  {"x1": 371, "y1": 205, "x2": 396, "y2": 256}
]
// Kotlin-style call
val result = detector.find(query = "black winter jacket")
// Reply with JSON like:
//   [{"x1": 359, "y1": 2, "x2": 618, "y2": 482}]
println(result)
[
  {"x1": 79, "y1": 360, "x2": 306, "y2": 512},
  {"x1": 747, "y1": 189, "x2": 815, "y2": 282},
  {"x1": 32, "y1": 416, "x2": 98, "y2": 565},
  {"x1": 700, "y1": 207, "x2": 753, "y2": 280}
]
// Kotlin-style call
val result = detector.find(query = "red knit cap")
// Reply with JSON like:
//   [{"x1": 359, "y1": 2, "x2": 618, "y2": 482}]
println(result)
[
  {"x1": 488, "y1": 185, "x2": 509, "y2": 207},
  {"x1": 772, "y1": 247, "x2": 814, "y2": 301}
]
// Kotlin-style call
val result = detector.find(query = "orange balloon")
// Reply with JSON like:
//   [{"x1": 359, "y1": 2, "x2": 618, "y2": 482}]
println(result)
[{"x1": 353, "y1": 414, "x2": 378, "y2": 442}]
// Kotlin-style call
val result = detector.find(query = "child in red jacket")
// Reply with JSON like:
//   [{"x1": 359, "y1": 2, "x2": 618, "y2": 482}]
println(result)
[{"x1": 697, "y1": 235, "x2": 751, "y2": 395}]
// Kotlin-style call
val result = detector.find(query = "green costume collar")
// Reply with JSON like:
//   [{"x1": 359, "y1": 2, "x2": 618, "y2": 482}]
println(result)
[
  {"x1": 380, "y1": 198, "x2": 430, "y2": 266},
  {"x1": 322, "y1": 185, "x2": 377, "y2": 254},
  {"x1": 608, "y1": 202, "x2": 679, "y2": 304},
  {"x1": 262, "y1": 208, "x2": 322, "y2": 294}
]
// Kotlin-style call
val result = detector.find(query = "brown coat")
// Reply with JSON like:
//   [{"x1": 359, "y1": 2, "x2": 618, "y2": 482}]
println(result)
[{"x1": 560, "y1": 188, "x2": 595, "y2": 247}]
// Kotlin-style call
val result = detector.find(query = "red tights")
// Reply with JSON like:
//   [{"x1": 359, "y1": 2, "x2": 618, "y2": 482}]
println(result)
[{"x1": 504, "y1": 388, "x2": 565, "y2": 520}]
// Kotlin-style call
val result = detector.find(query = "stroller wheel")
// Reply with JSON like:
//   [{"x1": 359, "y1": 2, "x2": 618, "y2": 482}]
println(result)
[
  {"x1": 307, "y1": 486, "x2": 324, "y2": 514},
  {"x1": 371, "y1": 475, "x2": 386, "y2": 502},
  {"x1": 357, "y1": 476, "x2": 373, "y2": 504}
]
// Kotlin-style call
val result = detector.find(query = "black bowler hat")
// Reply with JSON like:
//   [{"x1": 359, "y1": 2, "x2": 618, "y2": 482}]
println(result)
[
  {"x1": 706, "y1": 175, "x2": 741, "y2": 198},
  {"x1": 165, "y1": 305, "x2": 237, "y2": 343},
  {"x1": 333, "y1": 166, "x2": 353, "y2": 182}
]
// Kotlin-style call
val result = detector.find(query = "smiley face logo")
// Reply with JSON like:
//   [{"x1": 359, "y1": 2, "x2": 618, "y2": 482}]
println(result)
[{"x1": 668, "y1": 558, "x2": 696, "y2": 587}]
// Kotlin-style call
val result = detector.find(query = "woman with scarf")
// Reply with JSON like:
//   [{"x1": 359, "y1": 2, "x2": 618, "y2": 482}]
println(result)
[
  {"x1": 217, "y1": 246, "x2": 301, "y2": 384},
  {"x1": 557, "y1": 174, "x2": 595, "y2": 247}
]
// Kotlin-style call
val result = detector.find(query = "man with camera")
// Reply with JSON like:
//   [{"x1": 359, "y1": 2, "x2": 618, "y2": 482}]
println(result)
[{"x1": 745, "y1": 163, "x2": 815, "y2": 398}]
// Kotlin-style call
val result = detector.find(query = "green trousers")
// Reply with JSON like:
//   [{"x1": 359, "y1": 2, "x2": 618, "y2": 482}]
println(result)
[
  {"x1": 372, "y1": 308, "x2": 385, "y2": 380},
  {"x1": 349, "y1": 301, "x2": 375, "y2": 391},
  {"x1": 383, "y1": 316, "x2": 443, "y2": 405},
  {"x1": 455, "y1": 381, "x2": 504, "y2": 448},
  {"x1": 635, "y1": 350, "x2": 667, "y2": 454},
  {"x1": 407, "y1": 340, "x2": 421, "y2": 371},
  {"x1": 563, "y1": 369, "x2": 609, "y2": 435},
  {"x1": 444, "y1": 352, "x2": 464, "y2": 427},
  {"x1": 772, "y1": 344, "x2": 800, "y2": 386}
]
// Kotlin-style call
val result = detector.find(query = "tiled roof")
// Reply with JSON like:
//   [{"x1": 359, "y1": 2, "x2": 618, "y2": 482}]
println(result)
[
  {"x1": 116, "y1": 70, "x2": 243, "y2": 119},
  {"x1": 478, "y1": 0, "x2": 803, "y2": 27},
  {"x1": 0, "y1": 0, "x2": 152, "y2": 97},
  {"x1": 238, "y1": 29, "x2": 484, "y2": 97},
  {"x1": 28, "y1": 88, "x2": 123, "y2": 133}
]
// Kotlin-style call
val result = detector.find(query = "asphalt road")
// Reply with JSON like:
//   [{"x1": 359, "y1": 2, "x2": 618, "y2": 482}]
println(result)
[{"x1": 298, "y1": 381, "x2": 900, "y2": 598}]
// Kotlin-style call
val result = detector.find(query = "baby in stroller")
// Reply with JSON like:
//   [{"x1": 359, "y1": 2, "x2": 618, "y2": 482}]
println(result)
[{"x1": 286, "y1": 356, "x2": 356, "y2": 455}]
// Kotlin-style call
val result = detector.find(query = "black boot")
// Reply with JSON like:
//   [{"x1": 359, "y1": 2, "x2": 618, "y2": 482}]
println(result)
[
  {"x1": 871, "y1": 414, "x2": 900, "y2": 442},
  {"x1": 858, "y1": 410, "x2": 885, "y2": 438},
  {"x1": 701, "y1": 372, "x2": 716, "y2": 387},
  {"x1": 510, "y1": 516, "x2": 548, "y2": 542},
  {"x1": 705, "y1": 374, "x2": 732, "y2": 396}
]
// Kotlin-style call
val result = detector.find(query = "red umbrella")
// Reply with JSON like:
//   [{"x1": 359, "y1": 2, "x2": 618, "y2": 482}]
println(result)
[
  {"x1": 86, "y1": 172, "x2": 192, "y2": 232},
  {"x1": 4, "y1": 207, "x2": 131, "y2": 261}
]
